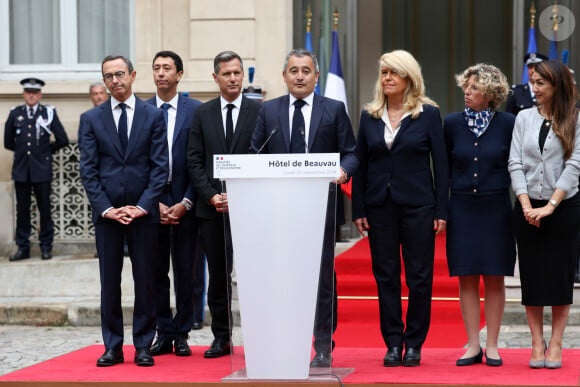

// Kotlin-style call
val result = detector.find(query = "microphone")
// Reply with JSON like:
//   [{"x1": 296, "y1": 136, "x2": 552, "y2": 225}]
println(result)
[{"x1": 257, "y1": 128, "x2": 279, "y2": 154}]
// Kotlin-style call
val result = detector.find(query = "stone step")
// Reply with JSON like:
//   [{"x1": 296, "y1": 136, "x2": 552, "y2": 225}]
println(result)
[{"x1": 1, "y1": 246, "x2": 579, "y2": 327}]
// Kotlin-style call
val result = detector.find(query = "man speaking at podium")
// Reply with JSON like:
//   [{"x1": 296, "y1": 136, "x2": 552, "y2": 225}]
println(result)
[{"x1": 251, "y1": 48, "x2": 358, "y2": 367}]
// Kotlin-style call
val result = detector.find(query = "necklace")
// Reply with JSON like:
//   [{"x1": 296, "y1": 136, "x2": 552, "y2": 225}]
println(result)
[{"x1": 388, "y1": 108, "x2": 404, "y2": 123}]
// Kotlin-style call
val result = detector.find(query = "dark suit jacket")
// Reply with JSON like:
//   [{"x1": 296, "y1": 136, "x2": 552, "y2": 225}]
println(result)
[
  {"x1": 79, "y1": 97, "x2": 168, "y2": 223},
  {"x1": 352, "y1": 104, "x2": 449, "y2": 220},
  {"x1": 4, "y1": 104, "x2": 69, "y2": 183},
  {"x1": 187, "y1": 96, "x2": 261, "y2": 219},
  {"x1": 444, "y1": 111, "x2": 515, "y2": 196},
  {"x1": 146, "y1": 94, "x2": 202, "y2": 204},
  {"x1": 505, "y1": 83, "x2": 536, "y2": 115},
  {"x1": 250, "y1": 93, "x2": 359, "y2": 225}
]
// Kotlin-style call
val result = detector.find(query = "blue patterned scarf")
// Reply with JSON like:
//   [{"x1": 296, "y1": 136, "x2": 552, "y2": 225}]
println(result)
[{"x1": 464, "y1": 107, "x2": 494, "y2": 137}]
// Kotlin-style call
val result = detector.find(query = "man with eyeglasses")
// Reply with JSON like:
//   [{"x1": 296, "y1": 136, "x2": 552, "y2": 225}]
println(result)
[
  {"x1": 4, "y1": 77, "x2": 69, "y2": 262},
  {"x1": 79, "y1": 55, "x2": 169, "y2": 368}
]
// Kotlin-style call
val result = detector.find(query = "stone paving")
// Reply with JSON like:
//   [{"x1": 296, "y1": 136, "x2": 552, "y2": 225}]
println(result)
[{"x1": 2, "y1": 323, "x2": 580, "y2": 376}]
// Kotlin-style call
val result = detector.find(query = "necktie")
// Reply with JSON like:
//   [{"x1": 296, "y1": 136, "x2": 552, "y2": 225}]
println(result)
[
  {"x1": 28, "y1": 107, "x2": 33, "y2": 119},
  {"x1": 225, "y1": 103, "x2": 235, "y2": 149},
  {"x1": 118, "y1": 103, "x2": 128, "y2": 152},
  {"x1": 291, "y1": 99, "x2": 306, "y2": 153},
  {"x1": 161, "y1": 103, "x2": 171, "y2": 127}
]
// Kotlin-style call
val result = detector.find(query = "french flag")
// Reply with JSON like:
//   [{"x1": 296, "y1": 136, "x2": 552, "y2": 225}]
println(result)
[{"x1": 324, "y1": 30, "x2": 348, "y2": 116}]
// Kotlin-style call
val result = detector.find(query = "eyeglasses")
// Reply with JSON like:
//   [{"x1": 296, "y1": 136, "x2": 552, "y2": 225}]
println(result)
[{"x1": 103, "y1": 71, "x2": 126, "y2": 82}]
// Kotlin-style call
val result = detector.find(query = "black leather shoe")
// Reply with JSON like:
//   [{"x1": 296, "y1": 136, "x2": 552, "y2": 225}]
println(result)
[
  {"x1": 174, "y1": 336, "x2": 192, "y2": 356},
  {"x1": 134, "y1": 348, "x2": 154, "y2": 366},
  {"x1": 96, "y1": 348, "x2": 124, "y2": 367},
  {"x1": 192, "y1": 321, "x2": 203, "y2": 330},
  {"x1": 383, "y1": 346, "x2": 403, "y2": 367},
  {"x1": 41, "y1": 249, "x2": 52, "y2": 260},
  {"x1": 150, "y1": 337, "x2": 173, "y2": 356},
  {"x1": 204, "y1": 339, "x2": 231, "y2": 358},
  {"x1": 456, "y1": 347, "x2": 483, "y2": 366},
  {"x1": 403, "y1": 347, "x2": 421, "y2": 367},
  {"x1": 484, "y1": 350, "x2": 503, "y2": 366},
  {"x1": 310, "y1": 351, "x2": 332, "y2": 367},
  {"x1": 9, "y1": 249, "x2": 30, "y2": 262}
]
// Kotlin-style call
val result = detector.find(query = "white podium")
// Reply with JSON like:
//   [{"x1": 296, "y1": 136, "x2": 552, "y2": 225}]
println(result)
[{"x1": 214, "y1": 153, "x2": 339, "y2": 380}]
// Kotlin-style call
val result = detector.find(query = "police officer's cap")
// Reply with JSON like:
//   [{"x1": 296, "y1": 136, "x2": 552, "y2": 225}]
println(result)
[
  {"x1": 20, "y1": 78, "x2": 45, "y2": 91},
  {"x1": 524, "y1": 53, "x2": 548, "y2": 66}
]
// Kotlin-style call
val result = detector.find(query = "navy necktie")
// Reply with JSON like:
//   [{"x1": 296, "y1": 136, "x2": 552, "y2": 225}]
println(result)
[
  {"x1": 291, "y1": 99, "x2": 306, "y2": 153},
  {"x1": 118, "y1": 103, "x2": 128, "y2": 152},
  {"x1": 161, "y1": 103, "x2": 171, "y2": 127},
  {"x1": 28, "y1": 107, "x2": 34, "y2": 119},
  {"x1": 225, "y1": 103, "x2": 235, "y2": 149}
]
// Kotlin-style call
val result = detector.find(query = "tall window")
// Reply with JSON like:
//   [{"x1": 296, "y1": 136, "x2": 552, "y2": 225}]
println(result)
[{"x1": 0, "y1": 0, "x2": 133, "y2": 78}]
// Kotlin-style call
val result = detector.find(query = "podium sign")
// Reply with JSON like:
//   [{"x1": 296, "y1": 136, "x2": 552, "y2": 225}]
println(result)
[{"x1": 215, "y1": 153, "x2": 339, "y2": 379}]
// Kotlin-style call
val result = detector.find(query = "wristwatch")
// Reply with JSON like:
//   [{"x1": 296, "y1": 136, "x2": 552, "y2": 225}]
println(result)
[
  {"x1": 549, "y1": 198, "x2": 558, "y2": 207},
  {"x1": 181, "y1": 199, "x2": 192, "y2": 211}
]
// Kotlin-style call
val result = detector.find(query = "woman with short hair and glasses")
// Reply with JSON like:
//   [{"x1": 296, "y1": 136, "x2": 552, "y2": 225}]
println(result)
[{"x1": 444, "y1": 63, "x2": 515, "y2": 367}]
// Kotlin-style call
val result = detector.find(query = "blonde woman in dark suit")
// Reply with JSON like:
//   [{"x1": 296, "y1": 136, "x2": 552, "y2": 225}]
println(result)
[{"x1": 352, "y1": 50, "x2": 448, "y2": 367}]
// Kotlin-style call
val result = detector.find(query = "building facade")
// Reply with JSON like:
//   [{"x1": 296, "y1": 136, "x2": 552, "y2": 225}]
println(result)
[{"x1": 0, "y1": 0, "x2": 577, "y2": 254}]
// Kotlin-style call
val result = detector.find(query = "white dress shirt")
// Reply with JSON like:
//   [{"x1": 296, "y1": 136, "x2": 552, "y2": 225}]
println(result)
[
  {"x1": 288, "y1": 92, "x2": 314, "y2": 149},
  {"x1": 156, "y1": 94, "x2": 178, "y2": 182},
  {"x1": 220, "y1": 94, "x2": 243, "y2": 136},
  {"x1": 111, "y1": 94, "x2": 136, "y2": 139}
]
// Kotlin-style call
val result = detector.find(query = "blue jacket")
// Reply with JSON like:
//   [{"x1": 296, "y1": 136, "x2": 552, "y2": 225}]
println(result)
[
  {"x1": 251, "y1": 93, "x2": 359, "y2": 225},
  {"x1": 146, "y1": 94, "x2": 202, "y2": 205},
  {"x1": 79, "y1": 97, "x2": 168, "y2": 223},
  {"x1": 444, "y1": 111, "x2": 515, "y2": 196}
]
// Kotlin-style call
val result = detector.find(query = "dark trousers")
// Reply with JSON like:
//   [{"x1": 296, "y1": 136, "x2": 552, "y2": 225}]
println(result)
[
  {"x1": 366, "y1": 194, "x2": 435, "y2": 349},
  {"x1": 313, "y1": 220, "x2": 338, "y2": 352},
  {"x1": 14, "y1": 181, "x2": 54, "y2": 250},
  {"x1": 96, "y1": 221, "x2": 158, "y2": 351},
  {"x1": 193, "y1": 233, "x2": 207, "y2": 324},
  {"x1": 313, "y1": 186, "x2": 339, "y2": 353},
  {"x1": 155, "y1": 206, "x2": 198, "y2": 338},
  {"x1": 198, "y1": 216, "x2": 233, "y2": 340}
]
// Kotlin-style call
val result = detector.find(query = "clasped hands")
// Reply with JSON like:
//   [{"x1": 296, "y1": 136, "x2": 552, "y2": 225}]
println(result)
[
  {"x1": 159, "y1": 202, "x2": 187, "y2": 225},
  {"x1": 105, "y1": 206, "x2": 147, "y2": 225},
  {"x1": 522, "y1": 204, "x2": 554, "y2": 227}
]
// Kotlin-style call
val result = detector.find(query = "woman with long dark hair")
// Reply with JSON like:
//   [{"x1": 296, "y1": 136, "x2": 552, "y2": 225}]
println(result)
[{"x1": 508, "y1": 59, "x2": 580, "y2": 369}]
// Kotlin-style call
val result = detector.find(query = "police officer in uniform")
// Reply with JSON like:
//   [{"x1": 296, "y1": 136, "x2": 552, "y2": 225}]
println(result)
[
  {"x1": 4, "y1": 78, "x2": 69, "y2": 261},
  {"x1": 505, "y1": 52, "x2": 548, "y2": 115}
]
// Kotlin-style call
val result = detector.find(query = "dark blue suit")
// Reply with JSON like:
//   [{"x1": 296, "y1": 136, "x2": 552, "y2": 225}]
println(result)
[
  {"x1": 505, "y1": 83, "x2": 536, "y2": 115},
  {"x1": 146, "y1": 94, "x2": 204, "y2": 339},
  {"x1": 352, "y1": 104, "x2": 448, "y2": 350},
  {"x1": 4, "y1": 104, "x2": 69, "y2": 251},
  {"x1": 251, "y1": 93, "x2": 359, "y2": 352},
  {"x1": 79, "y1": 96, "x2": 168, "y2": 351}
]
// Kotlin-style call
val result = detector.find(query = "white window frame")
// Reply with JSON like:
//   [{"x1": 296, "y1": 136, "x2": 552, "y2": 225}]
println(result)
[{"x1": 0, "y1": 0, "x2": 135, "y2": 81}]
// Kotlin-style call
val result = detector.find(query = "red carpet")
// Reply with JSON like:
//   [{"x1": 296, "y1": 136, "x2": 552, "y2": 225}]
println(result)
[
  {"x1": 334, "y1": 233, "x2": 485, "y2": 348},
  {"x1": 2, "y1": 345, "x2": 580, "y2": 386}
]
